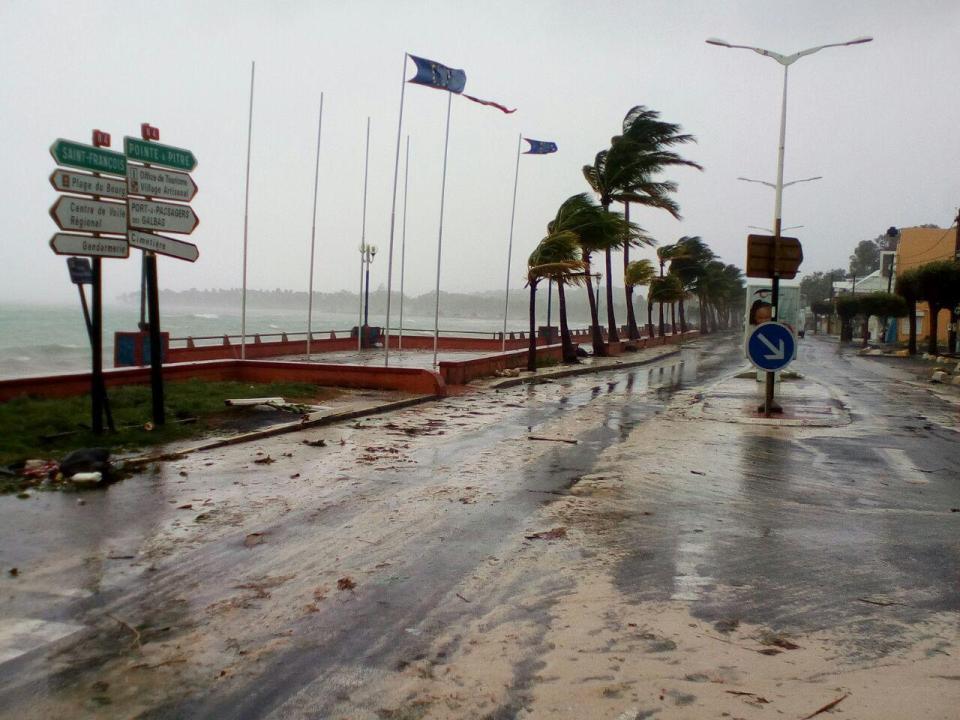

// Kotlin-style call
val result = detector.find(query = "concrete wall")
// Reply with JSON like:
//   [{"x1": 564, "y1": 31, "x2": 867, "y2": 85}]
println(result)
[{"x1": 0, "y1": 359, "x2": 446, "y2": 402}]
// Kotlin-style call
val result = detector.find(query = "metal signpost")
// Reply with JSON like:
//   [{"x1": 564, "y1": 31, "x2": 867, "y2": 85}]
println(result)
[
  {"x1": 48, "y1": 132, "x2": 127, "y2": 434},
  {"x1": 124, "y1": 127, "x2": 199, "y2": 427},
  {"x1": 746, "y1": 322, "x2": 797, "y2": 374}
]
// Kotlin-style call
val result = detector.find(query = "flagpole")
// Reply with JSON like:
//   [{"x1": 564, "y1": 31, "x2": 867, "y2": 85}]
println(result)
[
  {"x1": 501, "y1": 132, "x2": 522, "y2": 352},
  {"x1": 240, "y1": 60, "x2": 255, "y2": 360},
  {"x1": 399, "y1": 135, "x2": 410, "y2": 351},
  {"x1": 358, "y1": 116, "x2": 371, "y2": 353},
  {"x1": 432, "y1": 92, "x2": 453, "y2": 368},
  {"x1": 384, "y1": 52, "x2": 409, "y2": 366},
  {"x1": 306, "y1": 92, "x2": 324, "y2": 359}
]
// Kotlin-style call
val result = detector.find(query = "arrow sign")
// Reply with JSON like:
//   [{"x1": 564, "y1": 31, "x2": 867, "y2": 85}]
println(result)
[
  {"x1": 128, "y1": 199, "x2": 199, "y2": 234},
  {"x1": 127, "y1": 165, "x2": 198, "y2": 201},
  {"x1": 746, "y1": 322, "x2": 797, "y2": 372},
  {"x1": 50, "y1": 139, "x2": 126, "y2": 176},
  {"x1": 50, "y1": 233, "x2": 129, "y2": 259},
  {"x1": 128, "y1": 230, "x2": 199, "y2": 262},
  {"x1": 50, "y1": 169, "x2": 127, "y2": 199},
  {"x1": 50, "y1": 196, "x2": 127, "y2": 234},
  {"x1": 124, "y1": 137, "x2": 197, "y2": 171}
]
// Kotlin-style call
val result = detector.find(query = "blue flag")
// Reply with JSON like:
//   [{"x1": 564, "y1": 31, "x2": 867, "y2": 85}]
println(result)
[
  {"x1": 523, "y1": 138, "x2": 558, "y2": 155},
  {"x1": 408, "y1": 54, "x2": 467, "y2": 94}
]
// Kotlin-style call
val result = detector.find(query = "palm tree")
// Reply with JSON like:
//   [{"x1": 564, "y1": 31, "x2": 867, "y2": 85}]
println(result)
[
  {"x1": 583, "y1": 105, "x2": 701, "y2": 341},
  {"x1": 547, "y1": 194, "x2": 638, "y2": 356},
  {"x1": 526, "y1": 233, "x2": 586, "y2": 369},
  {"x1": 624, "y1": 259, "x2": 656, "y2": 338},
  {"x1": 649, "y1": 274, "x2": 683, "y2": 337},
  {"x1": 665, "y1": 236, "x2": 714, "y2": 332}
]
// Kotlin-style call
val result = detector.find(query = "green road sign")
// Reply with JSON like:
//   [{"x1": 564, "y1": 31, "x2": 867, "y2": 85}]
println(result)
[
  {"x1": 50, "y1": 139, "x2": 126, "y2": 176},
  {"x1": 124, "y1": 137, "x2": 197, "y2": 171}
]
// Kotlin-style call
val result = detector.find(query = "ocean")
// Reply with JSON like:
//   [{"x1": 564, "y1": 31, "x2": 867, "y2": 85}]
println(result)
[{"x1": 0, "y1": 301, "x2": 525, "y2": 379}]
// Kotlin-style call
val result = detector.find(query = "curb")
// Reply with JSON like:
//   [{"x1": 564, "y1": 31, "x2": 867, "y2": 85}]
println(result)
[
  {"x1": 487, "y1": 345, "x2": 684, "y2": 390},
  {"x1": 121, "y1": 394, "x2": 438, "y2": 465}
]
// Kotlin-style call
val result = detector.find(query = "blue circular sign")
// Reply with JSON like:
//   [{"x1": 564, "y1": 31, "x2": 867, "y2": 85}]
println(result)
[{"x1": 746, "y1": 322, "x2": 796, "y2": 372}]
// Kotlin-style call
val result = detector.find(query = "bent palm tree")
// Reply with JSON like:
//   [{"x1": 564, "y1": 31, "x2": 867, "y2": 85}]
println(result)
[
  {"x1": 665, "y1": 236, "x2": 714, "y2": 332},
  {"x1": 583, "y1": 105, "x2": 701, "y2": 340},
  {"x1": 527, "y1": 234, "x2": 586, "y2": 369},
  {"x1": 624, "y1": 258, "x2": 656, "y2": 338},
  {"x1": 547, "y1": 194, "x2": 639, "y2": 356}
]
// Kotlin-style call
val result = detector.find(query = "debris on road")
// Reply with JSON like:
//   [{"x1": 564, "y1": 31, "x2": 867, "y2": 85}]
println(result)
[
  {"x1": 525, "y1": 527, "x2": 568, "y2": 540},
  {"x1": 302, "y1": 438, "x2": 327, "y2": 447},
  {"x1": 243, "y1": 532, "x2": 266, "y2": 548},
  {"x1": 253, "y1": 455, "x2": 275, "y2": 465},
  {"x1": 528, "y1": 435, "x2": 578, "y2": 444},
  {"x1": 801, "y1": 693, "x2": 850, "y2": 719},
  {"x1": 337, "y1": 577, "x2": 357, "y2": 591},
  {"x1": 759, "y1": 631, "x2": 800, "y2": 650}
]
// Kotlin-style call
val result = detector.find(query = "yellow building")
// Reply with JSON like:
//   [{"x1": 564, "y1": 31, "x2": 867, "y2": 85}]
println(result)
[{"x1": 894, "y1": 226, "x2": 957, "y2": 346}]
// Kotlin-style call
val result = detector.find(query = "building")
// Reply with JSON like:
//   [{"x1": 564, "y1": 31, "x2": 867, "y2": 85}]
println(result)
[{"x1": 894, "y1": 226, "x2": 958, "y2": 346}]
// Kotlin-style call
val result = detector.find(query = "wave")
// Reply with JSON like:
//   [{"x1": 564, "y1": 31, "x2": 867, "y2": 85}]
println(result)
[{"x1": 193, "y1": 313, "x2": 220, "y2": 320}]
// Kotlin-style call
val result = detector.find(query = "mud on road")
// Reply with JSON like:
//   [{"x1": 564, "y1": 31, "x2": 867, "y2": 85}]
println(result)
[{"x1": 1, "y1": 336, "x2": 958, "y2": 719}]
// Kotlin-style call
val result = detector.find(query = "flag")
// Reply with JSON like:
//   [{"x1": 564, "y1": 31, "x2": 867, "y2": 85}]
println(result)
[
  {"x1": 523, "y1": 138, "x2": 558, "y2": 154},
  {"x1": 408, "y1": 54, "x2": 466, "y2": 93},
  {"x1": 463, "y1": 94, "x2": 516, "y2": 114}
]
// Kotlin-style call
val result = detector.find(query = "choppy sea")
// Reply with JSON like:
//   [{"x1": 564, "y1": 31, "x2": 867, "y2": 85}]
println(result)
[{"x1": 0, "y1": 302, "x2": 514, "y2": 379}]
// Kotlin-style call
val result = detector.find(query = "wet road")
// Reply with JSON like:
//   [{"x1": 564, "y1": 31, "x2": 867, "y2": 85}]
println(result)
[{"x1": 0, "y1": 336, "x2": 957, "y2": 719}]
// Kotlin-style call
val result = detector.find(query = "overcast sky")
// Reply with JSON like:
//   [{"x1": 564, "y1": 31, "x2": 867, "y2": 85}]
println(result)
[{"x1": 1, "y1": 0, "x2": 958, "y2": 305}]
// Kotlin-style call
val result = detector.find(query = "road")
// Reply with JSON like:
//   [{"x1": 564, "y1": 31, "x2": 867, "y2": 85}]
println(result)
[{"x1": 0, "y1": 335, "x2": 957, "y2": 719}]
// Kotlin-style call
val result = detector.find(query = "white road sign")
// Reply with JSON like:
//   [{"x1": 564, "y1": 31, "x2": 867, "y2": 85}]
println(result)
[
  {"x1": 128, "y1": 230, "x2": 199, "y2": 262},
  {"x1": 127, "y1": 166, "x2": 198, "y2": 202},
  {"x1": 50, "y1": 169, "x2": 127, "y2": 199},
  {"x1": 49, "y1": 196, "x2": 127, "y2": 234},
  {"x1": 50, "y1": 233, "x2": 129, "y2": 258},
  {"x1": 127, "y1": 199, "x2": 199, "y2": 234}
]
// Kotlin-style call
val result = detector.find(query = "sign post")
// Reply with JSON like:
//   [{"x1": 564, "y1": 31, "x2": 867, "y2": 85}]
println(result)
[
  {"x1": 48, "y1": 133, "x2": 128, "y2": 434},
  {"x1": 124, "y1": 128, "x2": 199, "y2": 427},
  {"x1": 746, "y1": 233, "x2": 804, "y2": 416}
]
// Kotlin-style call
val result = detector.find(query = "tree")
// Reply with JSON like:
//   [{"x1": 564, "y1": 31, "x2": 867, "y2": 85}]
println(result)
[
  {"x1": 547, "y1": 193, "x2": 639, "y2": 356},
  {"x1": 624, "y1": 259, "x2": 656, "y2": 338},
  {"x1": 915, "y1": 260, "x2": 960, "y2": 354},
  {"x1": 583, "y1": 106, "x2": 700, "y2": 341},
  {"x1": 895, "y1": 269, "x2": 921, "y2": 355},
  {"x1": 530, "y1": 232, "x2": 587, "y2": 364},
  {"x1": 526, "y1": 234, "x2": 586, "y2": 370},
  {"x1": 800, "y1": 269, "x2": 846, "y2": 306},
  {"x1": 664, "y1": 236, "x2": 714, "y2": 332},
  {"x1": 857, "y1": 292, "x2": 908, "y2": 347},
  {"x1": 848, "y1": 239, "x2": 882, "y2": 277},
  {"x1": 834, "y1": 295, "x2": 861, "y2": 343},
  {"x1": 810, "y1": 299, "x2": 833, "y2": 334},
  {"x1": 649, "y1": 274, "x2": 683, "y2": 337}
]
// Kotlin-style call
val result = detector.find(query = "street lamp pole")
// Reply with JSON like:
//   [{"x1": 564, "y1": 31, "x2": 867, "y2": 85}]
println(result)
[
  {"x1": 707, "y1": 35, "x2": 872, "y2": 415},
  {"x1": 359, "y1": 243, "x2": 377, "y2": 343}
]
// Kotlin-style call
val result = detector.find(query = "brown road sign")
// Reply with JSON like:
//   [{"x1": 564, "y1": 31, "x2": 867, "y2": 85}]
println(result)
[{"x1": 746, "y1": 234, "x2": 803, "y2": 279}]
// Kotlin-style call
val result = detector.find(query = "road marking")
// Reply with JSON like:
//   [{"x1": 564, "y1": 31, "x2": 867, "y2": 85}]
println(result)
[
  {"x1": 878, "y1": 447, "x2": 929, "y2": 485},
  {"x1": 0, "y1": 618, "x2": 84, "y2": 665}
]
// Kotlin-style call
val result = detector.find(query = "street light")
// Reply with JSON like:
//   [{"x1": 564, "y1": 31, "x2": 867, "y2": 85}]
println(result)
[
  {"x1": 594, "y1": 272, "x2": 602, "y2": 319},
  {"x1": 707, "y1": 34, "x2": 872, "y2": 415},
  {"x1": 749, "y1": 224, "x2": 803, "y2": 234},
  {"x1": 737, "y1": 175, "x2": 822, "y2": 189},
  {"x1": 359, "y1": 242, "x2": 377, "y2": 339}
]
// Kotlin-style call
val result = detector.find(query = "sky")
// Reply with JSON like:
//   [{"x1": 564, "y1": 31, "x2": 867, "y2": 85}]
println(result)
[{"x1": 1, "y1": 0, "x2": 958, "y2": 306}]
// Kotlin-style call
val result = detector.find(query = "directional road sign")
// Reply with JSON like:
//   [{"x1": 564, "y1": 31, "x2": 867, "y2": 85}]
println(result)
[
  {"x1": 124, "y1": 137, "x2": 197, "y2": 171},
  {"x1": 127, "y1": 165, "x2": 197, "y2": 201},
  {"x1": 50, "y1": 169, "x2": 127, "y2": 199},
  {"x1": 50, "y1": 233, "x2": 129, "y2": 259},
  {"x1": 746, "y1": 322, "x2": 797, "y2": 372},
  {"x1": 746, "y1": 234, "x2": 803, "y2": 279},
  {"x1": 50, "y1": 139, "x2": 126, "y2": 176},
  {"x1": 50, "y1": 196, "x2": 127, "y2": 234},
  {"x1": 127, "y1": 199, "x2": 199, "y2": 234},
  {"x1": 128, "y1": 230, "x2": 199, "y2": 262}
]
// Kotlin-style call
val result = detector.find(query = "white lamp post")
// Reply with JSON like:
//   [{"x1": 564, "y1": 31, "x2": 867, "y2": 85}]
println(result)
[
  {"x1": 707, "y1": 35, "x2": 872, "y2": 415},
  {"x1": 737, "y1": 175, "x2": 822, "y2": 190}
]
